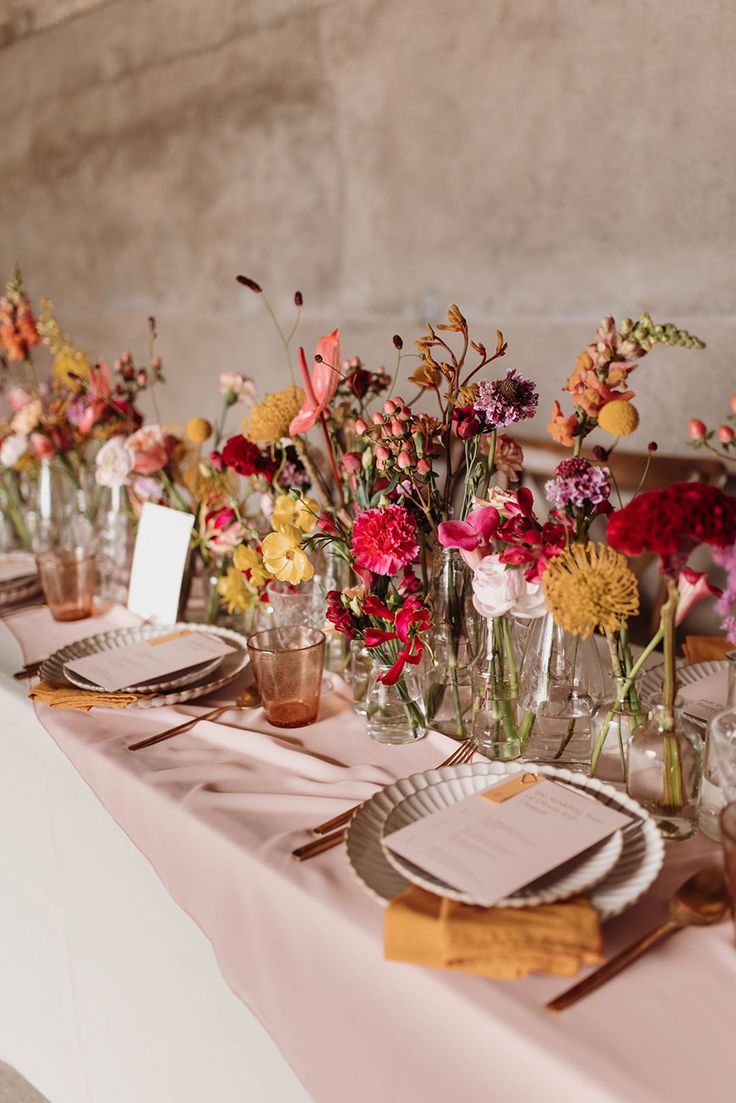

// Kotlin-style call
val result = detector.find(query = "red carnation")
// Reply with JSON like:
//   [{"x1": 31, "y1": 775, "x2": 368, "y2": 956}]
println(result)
[
  {"x1": 351, "y1": 504, "x2": 419, "y2": 576},
  {"x1": 221, "y1": 435, "x2": 275, "y2": 481},
  {"x1": 607, "y1": 482, "x2": 736, "y2": 577}
]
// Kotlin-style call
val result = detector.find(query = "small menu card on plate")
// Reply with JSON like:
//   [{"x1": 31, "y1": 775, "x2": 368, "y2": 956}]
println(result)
[
  {"x1": 384, "y1": 775, "x2": 630, "y2": 907},
  {"x1": 679, "y1": 670, "x2": 729, "y2": 723},
  {"x1": 127, "y1": 503, "x2": 195, "y2": 624},
  {"x1": 0, "y1": 551, "x2": 37, "y2": 583},
  {"x1": 65, "y1": 631, "x2": 234, "y2": 691}
]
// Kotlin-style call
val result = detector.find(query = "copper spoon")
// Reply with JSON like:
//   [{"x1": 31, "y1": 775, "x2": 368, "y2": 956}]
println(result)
[
  {"x1": 127, "y1": 690, "x2": 259, "y2": 752},
  {"x1": 548, "y1": 864, "x2": 730, "y2": 1012}
]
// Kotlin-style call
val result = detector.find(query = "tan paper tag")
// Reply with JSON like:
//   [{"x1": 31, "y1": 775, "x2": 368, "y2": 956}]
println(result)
[
  {"x1": 480, "y1": 773, "x2": 542, "y2": 803},
  {"x1": 145, "y1": 630, "x2": 192, "y2": 648}
]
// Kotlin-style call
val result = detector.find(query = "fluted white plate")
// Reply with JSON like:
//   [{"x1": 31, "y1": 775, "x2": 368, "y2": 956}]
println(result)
[
  {"x1": 639, "y1": 660, "x2": 727, "y2": 709},
  {"x1": 40, "y1": 622, "x2": 249, "y2": 708},
  {"x1": 0, "y1": 552, "x2": 41, "y2": 608},
  {"x1": 347, "y1": 761, "x2": 664, "y2": 920},
  {"x1": 381, "y1": 781, "x2": 624, "y2": 908}
]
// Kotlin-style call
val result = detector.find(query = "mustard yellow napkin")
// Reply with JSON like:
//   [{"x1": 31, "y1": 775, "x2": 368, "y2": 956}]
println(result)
[
  {"x1": 384, "y1": 886, "x2": 603, "y2": 979},
  {"x1": 683, "y1": 635, "x2": 733, "y2": 665},
  {"x1": 29, "y1": 679, "x2": 142, "y2": 711}
]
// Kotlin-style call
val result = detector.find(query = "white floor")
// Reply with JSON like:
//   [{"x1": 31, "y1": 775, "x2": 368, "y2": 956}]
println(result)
[{"x1": 0, "y1": 1062, "x2": 49, "y2": 1103}]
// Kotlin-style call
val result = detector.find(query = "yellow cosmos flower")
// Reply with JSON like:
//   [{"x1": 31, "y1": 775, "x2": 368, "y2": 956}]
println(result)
[
  {"x1": 542, "y1": 541, "x2": 639, "y2": 639},
  {"x1": 233, "y1": 544, "x2": 268, "y2": 589},
  {"x1": 261, "y1": 524, "x2": 314, "y2": 585},
  {"x1": 217, "y1": 566, "x2": 256, "y2": 613},
  {"x1": 271, "y1": 493, "x2": 319, "y2": 534},
  {"x1": 598, "y1": 399, "x2": 640, "y2": 437}
]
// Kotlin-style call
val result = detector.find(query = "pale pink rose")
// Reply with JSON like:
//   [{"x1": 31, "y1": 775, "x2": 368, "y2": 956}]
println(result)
[
  {"x1": 472, "y1": 554, "x2": 546, "y2": 619},
  {"x1": 5, "y1": 386, "x2": 34, "y2": 414},
  {"x1": 0, "y1": 433, "x2": 28, "y2": 467},
  {"x1": 126, "y1": 424, "x2": 169, "y2": 475},
  {"x1": 95, "y1": 436, "x2": 134, "y2": 488},
  {"x1": 11, "y1": 398, "x2": 42, "y2": 435},
  {"x1": 131, "y1": 475, "x2": 165, "y2": 503}
]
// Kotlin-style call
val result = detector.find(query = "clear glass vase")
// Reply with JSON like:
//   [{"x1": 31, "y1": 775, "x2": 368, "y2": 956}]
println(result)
[
  {"x1": 95, "y1": 483, "x2": 133, "y2": 603},
  {"x1": 590, "y1": 674, "x2": 647, "y2": 785},
  {"x1": 627, "y1": 703, "x2": 703, "y2": 839},
  {"x1": 519, "y1": 613, "x2": 604, "y2": 768},
  {"x1": 471, "y1": 615, "x2": 527, "y2": 760},
  {"x1": 365, "y1": 658, "x2": 426, "y2": 745},
  {"x1": 348, "y1": 640, "x2": 371, "y2": 717},
  {"x1": 423, "y1": 547, "x2": 483, "y2": 739},
  {"x1": 700, "y1": 652, "x2": 736, "y2": 842}
]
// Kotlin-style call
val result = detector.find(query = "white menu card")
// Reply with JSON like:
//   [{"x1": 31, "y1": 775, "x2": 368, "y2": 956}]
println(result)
[
  {"x1": 127, "y1": 503, "x2": 195, "y2": 624},
  {"x1": 384, "y1": 775, "x2": 630, "y2": 907},
  {"x1": 679, "y1": 669, "x2": 729, "y2": 723},
  {"x1": 65, "y1": 630, "x2": 234, "y2": 692}
]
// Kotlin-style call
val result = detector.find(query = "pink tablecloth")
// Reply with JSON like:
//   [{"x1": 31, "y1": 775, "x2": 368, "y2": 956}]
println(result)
[{"x1": 4, "y1": 604, "x2": 733, "y2": 1103}]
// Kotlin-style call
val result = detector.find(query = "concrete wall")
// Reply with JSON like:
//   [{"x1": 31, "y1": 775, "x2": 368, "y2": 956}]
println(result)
[{"x1": 1, "y1": 0, "x2": 734, "y2": 452}]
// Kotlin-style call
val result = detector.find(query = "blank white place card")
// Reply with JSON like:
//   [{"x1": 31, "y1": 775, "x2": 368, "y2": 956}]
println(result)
[{"x1": 127, "y1": 502, "x2": 195, "y2": 625}]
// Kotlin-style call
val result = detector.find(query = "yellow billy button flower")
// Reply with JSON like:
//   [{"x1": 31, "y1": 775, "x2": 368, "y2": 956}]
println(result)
[
  {"x1": 598, "y1": 399, "x2": 640, "y2": 437},
  {"x1": 186, "y1": 417, "x2": 213, "y2": 444},
  {"x1": 261, "y1": 524, "x2": 314, "y2": 585},
  {"x1": 271, "y1": 493, "x2": 319, "y2": 534},
  {"x1": 233, "y1": 544, "x2": 268, "y2": 589}
]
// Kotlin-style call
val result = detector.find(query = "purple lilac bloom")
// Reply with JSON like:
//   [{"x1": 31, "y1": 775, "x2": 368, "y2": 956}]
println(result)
[
  {"x1": 714, "y1": 543, "x2": 736, "y2": 643},
  {"x1": 545, "y1": 457, "x2": 611, "y2": 512},
  {"x1": 473, "y1": 369, "x2": 539, "y2": 429}
]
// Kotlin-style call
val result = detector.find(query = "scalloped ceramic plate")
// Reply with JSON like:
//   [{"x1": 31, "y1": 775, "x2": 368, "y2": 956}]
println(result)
[
  {"x1": 40, "y1": 622, "x2": 249, "y2": 708},
  {"x1": 380, "y1": 781, "x2": 624, "y2": 908},
  {"x1": 639, "y1": 660, "x2": 727, "y2": 713},
  {"x1": 346, "y1": 761, "x2": 664, "y2": 920},
  {"x1": 0, "y1": 552, "x2": 41, "y2": 608}
]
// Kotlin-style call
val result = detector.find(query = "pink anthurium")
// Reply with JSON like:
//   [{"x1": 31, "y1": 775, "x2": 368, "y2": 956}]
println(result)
[
  {"x1": 675, "y1": 567, "x2": 722, "y2": 626},
  {"x1": 289, "y1": 329, "x2": 341, "y2": 436},
  {"x1": 437, "y1": 506, "x2": 500, "y2": 569}
]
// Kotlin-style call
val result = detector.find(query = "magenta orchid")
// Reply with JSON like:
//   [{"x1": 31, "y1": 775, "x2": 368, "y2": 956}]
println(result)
[{"x1": 438, "y1": 505, "x2": 500, "y2": 568}]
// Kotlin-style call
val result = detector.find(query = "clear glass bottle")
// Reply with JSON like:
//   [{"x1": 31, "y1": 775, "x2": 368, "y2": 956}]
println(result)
[
  {"x1": 365, "y1": 659, "x2": 426, "y2": 745},
  {"x1": 519, "y1": 613, "x2": 604, "y2": 768},
  {"x1": 471, "y1": 616, "x2": 526, "y2": 760},
  {"x1": 590, "y1": 674, "x2": 647, "y2": 785},
  {"x1": 348, "y1": 640, "x2": 371, "y2": 717},
  {"x1": 95, "y1": 483, "x2": 133, "y2": 603},
  {"x1": 423, "y1": 547, "x2": 482, "y2": 739},
  {"x1": 700, "y1": 652, "x2": 736, "y2": 841},
  {"x1": 627, "y1": 703, "x2": 703, "y2": 839}
]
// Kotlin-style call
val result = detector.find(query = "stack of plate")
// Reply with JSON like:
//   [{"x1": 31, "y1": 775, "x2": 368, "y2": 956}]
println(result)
[
  {"x1": 0, "y1": 551, "x2": 42, "y2": 609},
  {"x1": 39, "y1": 621, "x2": 250, "y2": 708},
  {"x1": 346, "y1": 761, "x2": 665, "y2": 920}
]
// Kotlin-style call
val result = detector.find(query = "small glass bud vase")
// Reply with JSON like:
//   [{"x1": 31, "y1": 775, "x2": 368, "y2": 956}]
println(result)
[
  {"x1": 424, "y1": 547, "x2": 482, "y2": 740},
  {"x1": 348, "y1": 640, "x2": 371, "y2": 717},
  {"x1": 590, "y1": 675, "x2": 647, "y2": 786},
  {"x1": 471, "y1": 616, "x2": 526, "y2": 761},
  {"x1": 365, "y1": 659, "x2": 426, "y2": 745},
  {"x1": 627, "y1": 703, "x2": 703, "y2": 840},
  {"x1": 699, "y1": 652, "x2": 736, "y2": 842}
]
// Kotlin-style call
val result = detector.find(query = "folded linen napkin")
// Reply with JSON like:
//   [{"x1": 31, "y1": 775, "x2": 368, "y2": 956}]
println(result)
[
  {"x1": 28, "y1": 679, "x2": 142, "y2": 711},
  {"x1": 683, "y1": 635, "x2": 733, "y2": 665},
  {"x1": 384, "y1": 886, "x2": 603, "y2": 979}
]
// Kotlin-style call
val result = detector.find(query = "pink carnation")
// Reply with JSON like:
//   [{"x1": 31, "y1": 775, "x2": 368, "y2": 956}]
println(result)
[{"x1": 351, "y1": 504, "x2": 419, "y2": 576}]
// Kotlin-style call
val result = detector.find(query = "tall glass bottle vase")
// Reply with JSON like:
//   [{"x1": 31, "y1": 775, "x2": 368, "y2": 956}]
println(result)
[
  {"x1": 471, "y1": 616, "x2": 528, "y2": 760},
  {"x1": 627, "y1": 703, "x2": 703, "y2": 839},
  {"x1": 424, "y1": 547, "x2": 482, "y2": 739},
  {"x1": 95, "y1": 483, "x2": 133, "y2": 603},
  {"x1": 519, "y1": 613, "x2": 604, "y2": 767}
]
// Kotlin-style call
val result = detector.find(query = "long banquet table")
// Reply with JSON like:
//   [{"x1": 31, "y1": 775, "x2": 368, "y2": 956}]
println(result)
[{"x1": 0, "y1": 603, "x2": 732, "y2": 1103}]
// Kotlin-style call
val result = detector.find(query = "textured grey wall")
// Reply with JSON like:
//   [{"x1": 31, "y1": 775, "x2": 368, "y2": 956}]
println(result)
[{"x1": 1, "y1": 0, "x2": 734, "y2": 451}]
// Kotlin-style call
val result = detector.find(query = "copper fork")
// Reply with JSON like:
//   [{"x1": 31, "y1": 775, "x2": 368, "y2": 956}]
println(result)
[{"x1": 291, "y1": 738, "x2": 476, "y2": 862}]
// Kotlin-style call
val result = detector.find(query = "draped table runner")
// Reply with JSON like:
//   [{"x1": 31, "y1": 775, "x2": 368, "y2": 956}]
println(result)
[{"x1": 1, "y1": 603, "x2": 733, "y2": 1103}]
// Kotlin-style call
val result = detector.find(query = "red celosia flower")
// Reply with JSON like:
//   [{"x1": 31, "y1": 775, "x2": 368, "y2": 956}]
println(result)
[
  {"x1": 351, "y1": 504, "x2": 419, "y2": 576},
  {"x1": 221, "y1": 435, "x2": 275, "y2": 481},
  {"x1": 607, "y1": 482, "x2": 736, "y2": 577}
]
